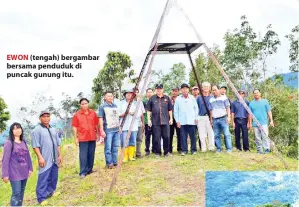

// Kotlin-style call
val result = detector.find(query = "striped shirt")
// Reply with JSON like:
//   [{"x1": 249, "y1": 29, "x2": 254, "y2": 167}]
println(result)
[{"x1": 209, "y1": 95, "x2": 230, "y2": 118}]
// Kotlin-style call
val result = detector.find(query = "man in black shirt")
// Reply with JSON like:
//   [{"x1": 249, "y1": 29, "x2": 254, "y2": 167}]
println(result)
[{"x1": 147, "y1": 84, "x2": 173, "y2": 157}]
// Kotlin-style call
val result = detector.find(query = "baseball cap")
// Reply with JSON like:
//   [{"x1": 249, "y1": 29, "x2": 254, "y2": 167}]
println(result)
[
  {"x1": 192, "y1": 86, "x2": 199, "y2": 90},
  {"x1": 123, "y1": 88, "x2": 134, "y2": 97},
  {"x1": 155, "y1": 84, "x2": 163, "y2": 89},
  {"x1": 181, "y1": 83, "x2": 190, "y2": 89},
  {"x1": 39, "y1": 110, "x2": 50, "y2": 117},
  {"x1": 220, "y1": 85, "x2": 227, "y2": 90}
]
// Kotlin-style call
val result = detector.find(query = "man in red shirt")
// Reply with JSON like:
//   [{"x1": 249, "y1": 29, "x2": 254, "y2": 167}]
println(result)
[{"x1": 72, "y1": 98, "x2": 99, "y2": 179}]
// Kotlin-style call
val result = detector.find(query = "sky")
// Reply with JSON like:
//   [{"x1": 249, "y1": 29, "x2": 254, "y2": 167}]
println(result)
[{"x1": 0, "y1": 0, "x2": 298, "y2": 125}]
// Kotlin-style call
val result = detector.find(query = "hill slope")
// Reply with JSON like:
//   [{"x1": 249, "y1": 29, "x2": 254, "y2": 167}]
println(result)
[{"x1": 0, "y1": 142, "x2": 297, "y2": 206}]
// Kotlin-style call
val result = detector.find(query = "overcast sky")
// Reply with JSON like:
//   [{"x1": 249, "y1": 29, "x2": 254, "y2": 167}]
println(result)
[{"x1": 0, "y1": 0, "x2": 298, "y2": 125}]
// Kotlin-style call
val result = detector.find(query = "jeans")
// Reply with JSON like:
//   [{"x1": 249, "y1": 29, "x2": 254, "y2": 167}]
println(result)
[
  {"x1": 197, "y1": 116, "x2": 215, "y2": 151},
  {"x1": 36, "y1": 164, "x2": 58, "y2": 203},
  {"x1": 104, "y1": 131, "x2": 120, "y2": 166},
  {"x1": 152, "y1": 125, "x2": 170, "y2": 155},
  {"x1": 10, "y1": 179, "x2": 27, "y2": 206},
  {"x1": 144, "y1": 124, "x2": 153, "y2": 153},
  {"x1": 121, "y1": 130, "x2": 138, "y2": 148},
  {"x1": 253, "y1": 125, "x2": 270, "y2": 152},
  {"x1": 213, "y1": 116, "x2": 232, "y2": 152},
  {"x1": 79, "y1": 141, "x2": 96, "y2": 176},
  {"x1": 234, "y1": 118, "x2": 249, "y2": 151},
  {"x1": 180, "y1": 125, "x2": 197, "y2": 153},
  {"x1": 136, "y1": 126, "x2": 143, "y2": 156},
  {"x1": 170, "y1": 119, "x2": 181, "y2": 152}
]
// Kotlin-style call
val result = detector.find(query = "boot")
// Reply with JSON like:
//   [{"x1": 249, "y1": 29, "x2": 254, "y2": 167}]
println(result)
[
  {"x1": 123, "y1": 148, "x2": 129, "y2": 162},
  {"x1": 128, "y1": 146, "x2": 136, "y2": 161}
]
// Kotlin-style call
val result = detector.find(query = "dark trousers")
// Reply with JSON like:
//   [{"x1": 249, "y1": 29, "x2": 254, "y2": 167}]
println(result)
[
  {"x1": 180, "y1": 125, "x2": 197, "y2": 153},
  {"x1": 144, "y1": 124, "x2": 153, "y2": 153},
  {"x1": 79, "y1": 141, "x2": 96, "y2": 176},
  {"x1": 36, "y1": 164, "x2": 58, "y2": 203},
  {"x1": 152, "y1": 125, "x2": 170, "y2": 155},
  {"x1": 234, "y1": 118, "x2": 249, "y2": 151},
  {"x1": 10, "y1": 179, "x2": 27, "y2": 206},
  {"x1": 170, "y1": 120, "x2": 181, "y2": 152}
]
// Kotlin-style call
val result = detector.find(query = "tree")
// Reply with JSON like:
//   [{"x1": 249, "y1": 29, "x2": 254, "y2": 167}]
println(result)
[
  {"x1": 92, "y1": 51, "x2": 134, "y2": 104},
  {"x1": 285, "y1": 25, "x2": 299, "y2": 72},
  {"x1": 189, "y1": 45, "x2": 223, "y2": 87},
  {"x1": 0, "y1": 97, "x2": 10, "y2": 132}
]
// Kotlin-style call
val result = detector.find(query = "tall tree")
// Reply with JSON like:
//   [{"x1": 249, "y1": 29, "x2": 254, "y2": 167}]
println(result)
[
  {"x1": 285, "y1": 25, "x2": 299, "y2": 72},
  {"x1": 92, "y1": 51, "x2": 134, "y2": 104},
  {"x1": 0, "y1": 97, "x2": 10, "y2": 132},
  {"x1": 189, "y1": 45, "x2": 223, "y2": 87}
]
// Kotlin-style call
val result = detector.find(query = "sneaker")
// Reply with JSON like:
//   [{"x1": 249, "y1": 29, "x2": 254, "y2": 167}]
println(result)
[
  {"x1": 155, "y1": 154, "x2": 161, "y2": 158},
  {"x1": 145, "y1": 151, "x2": 150, "y2": 156},
  {"x1": 113, "y1": 163, "x2": 118, "y2": 167},
  {"x1": 136, "y1": 154, "x2": 142, "y2": 158},
  {"x1": 264, "y1": 149, "x2": 270, "y2": 154},
  {"x1": 181, "y1": 152, "x2": 186, "y2": 156},
  {"x1": 80, "y1": 174, "x2": 86, "y2": 179},
  {"x1": 106, "y1": 164, "x2": 114, "y2": 169},
  {"x1": 192, "y1": 152, "x2": 197, "y2": 155},
  {"x1": 164, "y1": 153, "x2": 172, "y2": 157},
  {"x1": 216, "y1": 150, "x2": 222, "y2": 154}
]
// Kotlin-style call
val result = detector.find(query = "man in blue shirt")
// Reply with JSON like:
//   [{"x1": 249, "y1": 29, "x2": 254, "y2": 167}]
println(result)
[
  {"x1": 231, "y1": 89, "x2": 251, "y2": 152},
  {"x1": 174, "y1": 83, "x2": 199, "y2": 156},
  {"x1": 249, "y1": 89, "x2": 274, "y2": 154},
  {"x1": 99, "y1": 91, "x2": 120, "y2": 169},
  {"x1": 209, "y1": 85, "x2": 232, "y2": 153},
  {"x1": 196, "y1": 82, "x2": 214, "y2": 152}
]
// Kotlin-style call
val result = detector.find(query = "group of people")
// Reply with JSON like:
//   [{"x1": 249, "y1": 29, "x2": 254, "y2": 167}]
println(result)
[{"x1": 1, "y1": 81, "x2": 274, "y2": 206}]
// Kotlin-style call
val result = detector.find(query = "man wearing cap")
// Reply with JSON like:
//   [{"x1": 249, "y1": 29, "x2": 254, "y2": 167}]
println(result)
[
  {"x1": 169, "y1": 87, "x2": 182, "y2": 153},
  {"x1": 72, "y1": 98, "x2": 99, "y2": 177},
  {"x1": 231, "y1": 89, "x2": 251, "y2": 152},
  {"x1": 174, "y1": 83, "x2": 199, "y2": 156},
  {"x1": 209, "y1": 85, "x2": 233, "y2": 153},
  {"x1": 32, "y1": 111, "x2": 62, "y2": 205},
  {"x1": 192, "y1": 86, "x2": 200, "y2": 99},
  {"x1": 144, "y1": 88, "x2": 154, "y2": 156},
  {"x1": 196, "y1": 82, "x2": 215, "y2": 152},
  {"x1": 147, "y1": 84, "x2": 173, "y2": 157},
  {"x1": 249, "y1": 89, "x2": 274, "y2": 154},
  {"x1": 120, "y1": 89, "x2": 144, "y2": 162},
  {"x1": 220, "y1": 85, "x2": 232, "y2": 108},
  {"x1": 99, "y1": 92, "x2": 120, "y2": 169}
]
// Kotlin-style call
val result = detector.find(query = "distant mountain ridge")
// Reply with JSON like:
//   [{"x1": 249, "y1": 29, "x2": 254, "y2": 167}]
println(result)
[{"x1": 274, "y1": 72, "x2": 298, "y2": 88}]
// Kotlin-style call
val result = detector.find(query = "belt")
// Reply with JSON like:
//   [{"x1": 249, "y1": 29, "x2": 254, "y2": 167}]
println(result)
[{"x1": 213, "y1": 115, "x2": 227, "y2": 119}]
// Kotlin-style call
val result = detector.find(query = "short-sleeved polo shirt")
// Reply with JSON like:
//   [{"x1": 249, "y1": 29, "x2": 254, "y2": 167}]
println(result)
[
  {"x1": 32, "y1": 124, "x2": 61, "y2": 174},
  {"x1": 72, "y1": 109, "x2": 99, "y2": 142},
  {"x1": 146, "y1": 94, "x2": 172, "y2": 126},
  {"x1": 249, "y1": 99, "x2": 271, "y2": 127},
  {"x1": 231, "y1": 99, "x2": 250, "y2": 119},
  {"x1": 209, "y1": 95, "x2": 230, "y2": 118},
  {"x1": 98, "y1": 102, "x2": 120, "y2": 133}
]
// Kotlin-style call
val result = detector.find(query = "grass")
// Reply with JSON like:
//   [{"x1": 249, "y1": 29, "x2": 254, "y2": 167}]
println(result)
[{"x1": 0, "y1": 138, "x2": 297, "y2": 206}]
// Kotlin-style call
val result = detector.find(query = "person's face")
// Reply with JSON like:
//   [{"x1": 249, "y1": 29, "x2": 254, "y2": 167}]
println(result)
[
  {"x1": 171, "y1": 89, "x2": 179, "y2": 97},
  {"x1": 156, "y1": 88, "x2": 163, "y2": 95},
  {"x1": 13, "y1": 126, "x2": 22, "y2": 137},
  {"x1": 220, "y1": 88, "x2": 226, "y2": 95},
  {"x1": 239, "y1": 92, "x2": 245, "y2": 98},
  {"x1": 80, "y1": 100, "x2": 89, "y2": 110},
  {"x1": 126, "y1": 92, "x2": 133, "y2": 100},
  {"x1": 202, "y1": 85, "x2": 210, "y2": 93},
  {"x1": 40, "y1": 114, "x2": 51, "y2": 125},
  {"x1": 192, "y1": 88, "x2": 199, "y2": 96},
  {"x1": 181, "y1": 87, "x2": 189, "y2": 95},
  {"x1": 105, "y1": 93, "x2": 114, "y2": 103},
  {"x1": 146, "y1": 90, "x2": 153, "y2": 98},
  {"x1": 212, "y1": 86, "x2": 219, "y2": 96},
  {"x1": 253, "y1": 90, "x2": 261, "y2": 99}
]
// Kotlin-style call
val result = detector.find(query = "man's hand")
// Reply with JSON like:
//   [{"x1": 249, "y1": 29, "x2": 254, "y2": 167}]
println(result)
[
  {"x1": 148, "y1": 120, "x2": 152, "y2": 127},
  {"x1": 28, "y1": 171, "x2": 33, "y2": 177},
  {"x1": 247, "y1": 123, "x2": 251, "y2": 129},
  {"x1": 75, "y1": 138, "x2": 79, "y2": 146},
  {"x1": 142, "y1": 124, "x2": 145, "y2": 133},
  {"x1": 195, "y1": 119, "x2": 198, "y2": 125},
  {"x1": 227, "y1": 117, "x2": 231, "y2": 124},
  {"x1": 177, "y1": 122, "x2": 181, "y2": 128},
  {"x1": 58, "y1": 156, "x2": 62, "y2": 167},
  {"x1": 102, "y1": 131, "x2": 107, "y2": 138},
  {"x1": 210, "y1": 120, "x2": 213, "y2": 127},
  {"x1": 270, "y1": 120, "x2": 274, "y2": 127},
  {"x1": 169, "y1": 119, "x2": 173, "y2": 125},
  {"x1": 2, "y1": 177, "x2": 9, "y2": 183},
  {"x1": 38, "y1": 157, "x2": 46, "y2": 168}
]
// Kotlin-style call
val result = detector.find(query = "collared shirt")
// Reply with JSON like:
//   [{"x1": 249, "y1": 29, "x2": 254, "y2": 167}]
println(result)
[
  {"x1": 98, "y1": 102, "x2": 120, "y2": 133},
  {"x1": 209, "y1": 95, "x2": 230, "y2": 118},
  {"x1": 231, "y1": 99, "x2": 250, "y2": 119},
  {"x1": 249, "y1": 99, "x2": 271, "y2": 127},
  {"x1": 32, "y1": 124, "x2": 61, "y2": 174},
  {"x1": 197, "y1": 95, "x2": 212, "y2": 116},
  {"x1": 174, "y1": 94, "x2": 199, "y2": 125},
  {"x1": 119, "y1": 100, "x2": 143, "y2": 131},
  {"x1": 72, "y1": 109, "x2": 99, "y2": 142},
  {"x1": 147, "y1": 94, "x2": 172, "y2": 126}
]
